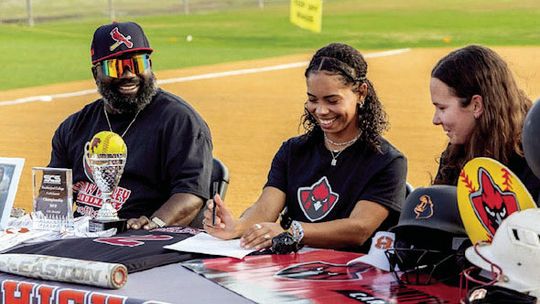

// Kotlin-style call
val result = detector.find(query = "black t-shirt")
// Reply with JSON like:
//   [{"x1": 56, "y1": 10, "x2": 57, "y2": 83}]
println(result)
[
  {"x1": 8, "y1": 227, "x2": 204, "y2": 272},
  {"x1": 265, "y1": 134, "x2": 407, "y2": 252},
  {"x1": 49, "y1": 89, "x2": 213, "y2": 219}
]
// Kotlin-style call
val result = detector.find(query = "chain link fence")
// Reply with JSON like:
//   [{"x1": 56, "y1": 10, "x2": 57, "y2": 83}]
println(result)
[{"x1": 0, "y1": 0, "x2": 288, "y2": 25}]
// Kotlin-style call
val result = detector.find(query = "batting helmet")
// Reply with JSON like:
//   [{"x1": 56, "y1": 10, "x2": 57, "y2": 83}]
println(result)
[
  {"x1": 465, "y1": 208, "x2": 540, "y2": 297},
  {"x1": 522, "y1": 99, "x2": 540, "y2": 180},
  {"x1": 387, "y1": 185, "x2": 470, "y2": 285}
]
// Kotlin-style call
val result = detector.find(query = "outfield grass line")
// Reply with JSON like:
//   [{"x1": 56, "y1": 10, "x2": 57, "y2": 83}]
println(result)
[{"x1": 0, "y1": 48, "x2": 410, "y2": 107}]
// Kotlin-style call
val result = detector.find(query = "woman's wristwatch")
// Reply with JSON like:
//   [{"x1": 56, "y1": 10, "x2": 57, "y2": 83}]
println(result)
[
  {"x1": 279, "y1": 207, "x2": 293, "y2": 230},
  {"x1": 278, "y1": 207, "x2": 304, "y2": 243},
  {"x1": 289, "y1": 220, "x2": 304, "y2": 243}
]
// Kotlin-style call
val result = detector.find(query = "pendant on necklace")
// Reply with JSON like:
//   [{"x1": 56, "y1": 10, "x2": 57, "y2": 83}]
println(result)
[{"x1": 330, "y1": 149, "x2": 341, "y2": 167}]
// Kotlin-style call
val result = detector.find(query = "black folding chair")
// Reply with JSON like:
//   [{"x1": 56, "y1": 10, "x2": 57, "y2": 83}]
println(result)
[
  {"x1": 211, "y1": 158, "x2": 229, "y2": 198},
  {"x1": 406, "y1": 182, "x2": 414, "y2": 198}
]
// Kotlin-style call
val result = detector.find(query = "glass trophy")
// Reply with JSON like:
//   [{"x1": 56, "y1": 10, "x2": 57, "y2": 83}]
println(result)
[
  {"x1": 32, "y1": 167, "x2": 74, "y2": 231},
  {"x1": 86, "y1": 142, "x2": 128, "y2": 233}
]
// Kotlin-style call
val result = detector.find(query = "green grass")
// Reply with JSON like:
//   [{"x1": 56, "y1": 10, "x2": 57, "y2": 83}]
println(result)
[{"x1": 1, "y1": 0, "x2": 539, "y2": 90}]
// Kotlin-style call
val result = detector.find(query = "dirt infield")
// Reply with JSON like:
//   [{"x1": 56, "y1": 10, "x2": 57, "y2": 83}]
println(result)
[{"x1": 1, "y1": 46, "x2": 539, "y2": 216}]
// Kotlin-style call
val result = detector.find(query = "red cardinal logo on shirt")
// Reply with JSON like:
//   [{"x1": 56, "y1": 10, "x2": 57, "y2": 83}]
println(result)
[
  {"x1": 298, "y1": 177, "x2": 339, "y2": 221},
  {"x1": 470, "y1": 168, "x2": 519, "y2": 237}
]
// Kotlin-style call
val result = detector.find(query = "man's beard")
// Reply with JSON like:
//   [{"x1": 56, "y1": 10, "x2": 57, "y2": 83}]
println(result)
[{"x1": 97, "y1": 72, "x2": 158, "y2": 114}]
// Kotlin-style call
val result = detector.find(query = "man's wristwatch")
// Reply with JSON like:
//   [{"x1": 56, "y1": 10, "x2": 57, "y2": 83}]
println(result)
[{"x1": 151, "y1": 216, "x2": 167, "y2": 228}]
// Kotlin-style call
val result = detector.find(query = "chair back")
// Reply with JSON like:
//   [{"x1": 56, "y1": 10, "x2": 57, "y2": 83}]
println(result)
[
  {"x1": 405, "y1": 182, "x2": 414, "y2": 198},
  {"x1": 190, "y1": 158, "x2": 229, "y2": 228},
  {"x1": 211, "y1": 158, "x2": 229, "y2": 198}
]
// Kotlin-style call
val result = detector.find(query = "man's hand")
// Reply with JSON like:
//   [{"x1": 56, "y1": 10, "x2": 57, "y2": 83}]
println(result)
[
  {"x1": 126, "y1": 193, "x2": 204, "y2": 230},
  {"x1": 127, "y1": 216, "x2": 159, "y2": 230}
]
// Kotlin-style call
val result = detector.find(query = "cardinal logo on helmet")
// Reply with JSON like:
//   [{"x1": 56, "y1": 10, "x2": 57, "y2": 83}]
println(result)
[
  {"x1": 298, "y1": 177, "x2": 339, "y2": 221},
  {"x1": 469, "y1": 168, "x2": 519, "y2": 237}
]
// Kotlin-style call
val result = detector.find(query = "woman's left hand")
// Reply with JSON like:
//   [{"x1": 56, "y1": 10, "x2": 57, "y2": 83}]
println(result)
[{"x1": 240, "y1": 222, "x2": 283, "y2": 250}]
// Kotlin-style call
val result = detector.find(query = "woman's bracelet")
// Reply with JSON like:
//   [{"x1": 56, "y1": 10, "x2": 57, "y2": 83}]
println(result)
[{"x1": 290, "y1": 220, "x2": 304, "y2": 243}]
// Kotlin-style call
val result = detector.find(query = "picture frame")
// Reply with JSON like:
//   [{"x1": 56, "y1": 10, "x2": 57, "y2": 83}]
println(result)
[{"x1": 0, "y1": 157, "x2": 25, "y2": 229}]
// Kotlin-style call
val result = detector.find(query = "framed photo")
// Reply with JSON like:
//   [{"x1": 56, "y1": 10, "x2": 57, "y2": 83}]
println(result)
[{"x1": 0, "y1": 157, "x2": 25, "y2": 229}]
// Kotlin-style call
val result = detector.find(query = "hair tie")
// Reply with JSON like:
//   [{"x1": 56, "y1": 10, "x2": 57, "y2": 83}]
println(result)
[{"x1": 356, "y1": 75, "x2": 367, "y2": 82}]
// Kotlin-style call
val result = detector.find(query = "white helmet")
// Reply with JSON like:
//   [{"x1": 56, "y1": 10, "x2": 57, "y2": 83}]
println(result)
[{"x1": 465, "y1": 208, "x2": 540, "y2": 297}]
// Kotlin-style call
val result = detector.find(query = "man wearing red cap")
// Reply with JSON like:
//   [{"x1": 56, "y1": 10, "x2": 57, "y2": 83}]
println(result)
[{"x1": 49, "y1": 22, "x2": 213, "y2": 230}]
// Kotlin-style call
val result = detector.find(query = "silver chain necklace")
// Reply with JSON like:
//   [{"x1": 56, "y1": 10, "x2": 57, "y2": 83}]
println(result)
[
  {"x1": 329, "y1": 149, "x2": 345, "y2": 166},
  {"x1": 324, "y1": 132, "x2": 361, "y2": 147},
  {"x1": 324, "y1": 132, "x2": 361, "y2": 166},
  {"x1": 103, "y1": 104, "x2": 141, "y2": 138}
]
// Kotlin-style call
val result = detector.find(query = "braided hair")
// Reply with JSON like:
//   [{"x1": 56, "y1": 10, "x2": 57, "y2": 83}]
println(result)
[{"x1": 301, "y1": 43, "x2": 388, "y2": 151}]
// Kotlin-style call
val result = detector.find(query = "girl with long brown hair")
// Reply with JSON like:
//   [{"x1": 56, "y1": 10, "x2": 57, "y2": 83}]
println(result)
[{"x1": 430, "y1": 45, "x2": 540, "y2": 201}]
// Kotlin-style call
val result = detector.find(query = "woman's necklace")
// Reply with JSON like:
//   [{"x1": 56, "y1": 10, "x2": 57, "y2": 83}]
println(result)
[
  {"x1": 329, "y1": 149, "x2": 345, "y2": 166},
  {"x1": 324, "y1": 132, "x2": 361, "y2": 147},
  {"x1": 103, "y1": 105, "x2": 141, "y2": 138},
  {"x1": 324, "y1": 132, "x2": 361, "y2": 166}
]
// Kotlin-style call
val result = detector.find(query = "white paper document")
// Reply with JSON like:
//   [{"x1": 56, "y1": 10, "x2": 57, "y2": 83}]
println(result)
[{"x1": 164, "y1": 232, "x2": 256, "y2": 259}]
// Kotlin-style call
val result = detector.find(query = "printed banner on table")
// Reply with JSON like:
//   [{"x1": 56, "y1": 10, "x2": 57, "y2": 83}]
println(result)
[
  {"x1": 183, "y1": 249, "x2": 461, "y2": 303},
  {"x1": 290, "y1": 0, "x2": 323, "y2": 33},
  {"x1": 0, "y1": 279, "x2": 160, "y2": 304}
]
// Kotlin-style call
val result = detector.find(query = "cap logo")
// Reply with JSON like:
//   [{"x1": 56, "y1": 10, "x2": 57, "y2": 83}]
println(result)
[
  {"x1": 414, "y1": 194, "x2": 434, "y2": 219},
  {"x1": 374, "y1": 235, "x2": 393, "y2": 249},
  {"x1": 109, "y1": 27, "x2": 134, "y2": 51},
  {"x1": 468, "y1": 288, "x2": 487, "y2": 301}
]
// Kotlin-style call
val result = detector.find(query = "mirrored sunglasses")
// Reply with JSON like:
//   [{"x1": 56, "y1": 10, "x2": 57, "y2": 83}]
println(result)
[{"x1": 99, "y1": 54, "x2": 151, "y2": 78}]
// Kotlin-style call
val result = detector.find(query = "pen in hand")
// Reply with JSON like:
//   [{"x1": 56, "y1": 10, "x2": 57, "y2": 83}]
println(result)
[{"x1": 212, "y1": 181, "x2": 219, "y2": 226}]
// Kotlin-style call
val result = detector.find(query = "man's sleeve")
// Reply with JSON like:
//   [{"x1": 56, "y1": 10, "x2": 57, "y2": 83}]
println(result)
[
  {"x1": 167, "y1": 123, "x2": 213, "y2": 201},
  {"x1": 48, "y1": 124, "x2": 70, "y2": 168}
]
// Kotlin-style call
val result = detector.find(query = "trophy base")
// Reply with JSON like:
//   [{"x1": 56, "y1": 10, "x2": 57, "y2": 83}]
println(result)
[{"x1": 89, "y1": 218, "x2": 127, "y2": 234}]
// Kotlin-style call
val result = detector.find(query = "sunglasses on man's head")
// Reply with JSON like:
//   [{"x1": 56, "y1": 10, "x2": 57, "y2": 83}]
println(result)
[{"x1": 98, "y1": 54, "x2": 151, "y2": 78}]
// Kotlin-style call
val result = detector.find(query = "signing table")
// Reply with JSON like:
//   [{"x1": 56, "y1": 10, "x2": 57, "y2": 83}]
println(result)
[{"x1": 0, "y1": 246, "x2": 461, "y2": 304}]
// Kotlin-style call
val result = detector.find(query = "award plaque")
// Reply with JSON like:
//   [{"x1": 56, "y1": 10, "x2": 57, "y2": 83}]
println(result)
[{"x1": 32, "y1": 167, "x2": 74, "y2": 231}]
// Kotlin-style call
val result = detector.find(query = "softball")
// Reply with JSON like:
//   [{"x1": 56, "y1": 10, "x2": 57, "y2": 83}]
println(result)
[
  {"x1": 186, "y1": 34, "x2": 193, "y2": 42},
  {"x1": 88, "y1": 131, "x2": 127, "y2": 155}
]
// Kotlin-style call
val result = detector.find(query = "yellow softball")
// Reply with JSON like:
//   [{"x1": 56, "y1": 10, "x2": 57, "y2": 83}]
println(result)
[{"x1": 88, "y1": 131, "x2": 127, "y2": 155}]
